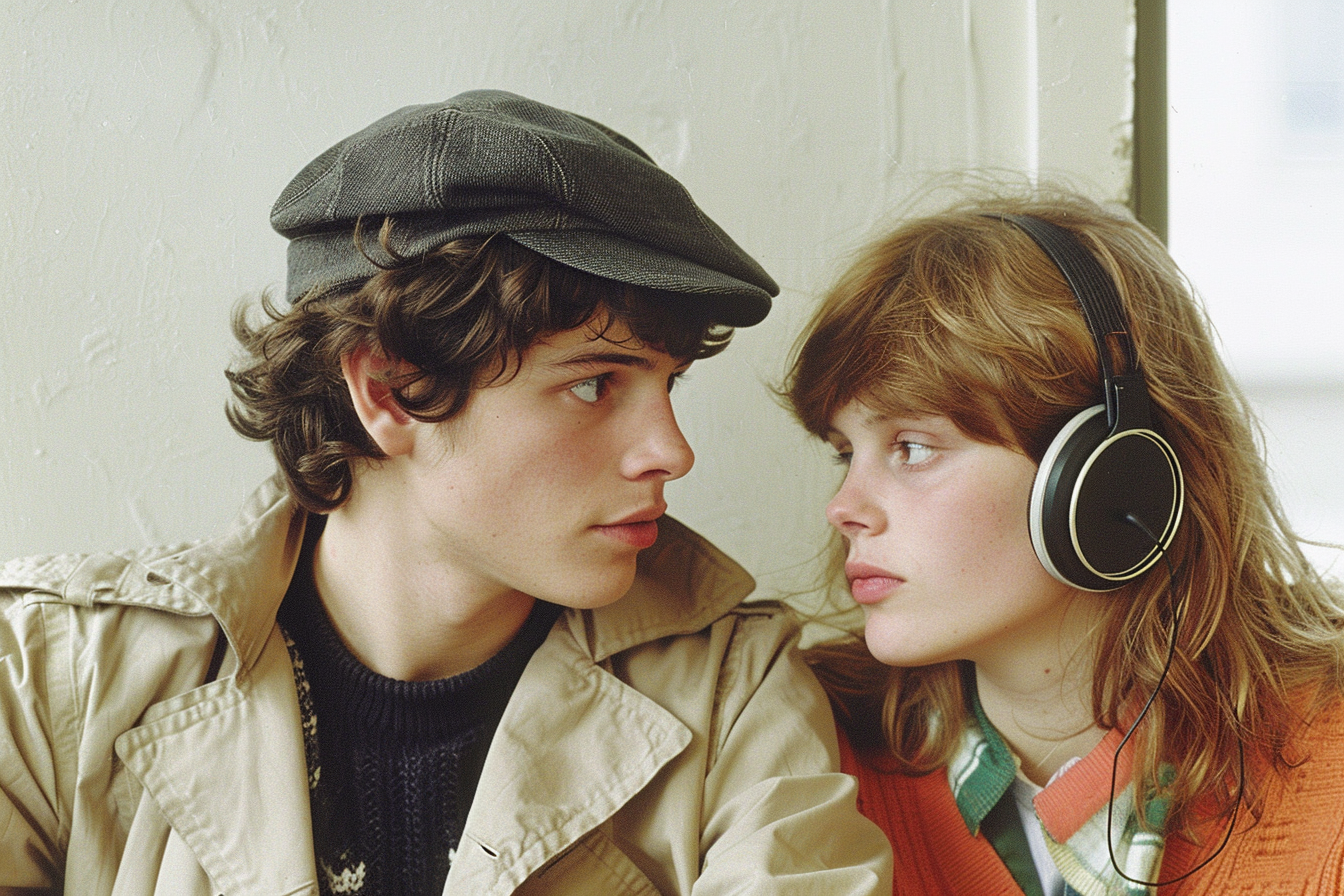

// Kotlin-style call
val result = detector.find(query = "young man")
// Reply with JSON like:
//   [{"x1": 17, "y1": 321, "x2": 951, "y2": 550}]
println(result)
[{"x1": 0, "y1": 91, "x2": 890, "y2": 895}]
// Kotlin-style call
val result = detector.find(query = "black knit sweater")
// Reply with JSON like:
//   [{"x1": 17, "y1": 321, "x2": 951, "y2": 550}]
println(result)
[{"x1": 277, "y1": 520, "x2": 560, "y2": 896}]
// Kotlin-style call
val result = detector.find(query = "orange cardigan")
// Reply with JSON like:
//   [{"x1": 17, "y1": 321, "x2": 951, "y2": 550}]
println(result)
[{"x1": 840, "y1": 698, "x2": 1344, "y2": 895}]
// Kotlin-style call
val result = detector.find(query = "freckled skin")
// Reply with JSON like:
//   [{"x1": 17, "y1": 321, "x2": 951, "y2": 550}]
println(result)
[
  {"x1": 826, "y1": 403, "x2": 1088, "y2": 671},
  {"x1": 826, "y1": 402, "x2": 1111, "y2": 780}
]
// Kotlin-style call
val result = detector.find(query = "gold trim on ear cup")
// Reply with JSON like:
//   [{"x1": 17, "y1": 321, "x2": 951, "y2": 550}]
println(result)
[{"x1": 1069, "y1": 428, "x2": 1184, "y2": 583}]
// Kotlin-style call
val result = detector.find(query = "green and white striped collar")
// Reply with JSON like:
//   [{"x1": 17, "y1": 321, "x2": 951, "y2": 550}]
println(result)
[{"x1": 949, "y1": 673, "x2": 1173, "y2": 896}]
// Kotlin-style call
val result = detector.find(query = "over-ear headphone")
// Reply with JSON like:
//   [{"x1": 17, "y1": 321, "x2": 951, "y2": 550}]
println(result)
[{"x1": 996, "y1": 214, "x2": 1184, "y2": 592}]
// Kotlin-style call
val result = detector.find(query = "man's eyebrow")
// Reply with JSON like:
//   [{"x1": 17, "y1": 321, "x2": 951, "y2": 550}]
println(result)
[{"x1": 546, "y1": 350, "x2": 659, "y2": 372}]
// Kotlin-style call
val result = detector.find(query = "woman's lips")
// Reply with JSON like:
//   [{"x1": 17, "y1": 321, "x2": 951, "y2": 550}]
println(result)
[
  {"x1": 845, "y1": 562, "x2": 902, "y2": 604},
  {"x1": 848, "y1": 574, "x2": 901, "y2": 604}
]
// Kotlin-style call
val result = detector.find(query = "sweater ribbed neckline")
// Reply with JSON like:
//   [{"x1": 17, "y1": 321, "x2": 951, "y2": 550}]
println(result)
[{"x1": 280, "y1": 570, "x2": 558, "y2": 743}]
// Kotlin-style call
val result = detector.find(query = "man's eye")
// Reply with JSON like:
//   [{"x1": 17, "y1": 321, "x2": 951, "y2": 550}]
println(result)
[{"x1": 570, "y1": 376, "x2": 606, "y2": 403}]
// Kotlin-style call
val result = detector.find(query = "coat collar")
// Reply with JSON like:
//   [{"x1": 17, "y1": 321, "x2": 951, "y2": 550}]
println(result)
[
  {"x1": 114, "y1": 626, "x2": 320, "y2": 895},
  {"x1": 167, "y1": 477, "x2": 307, "y2": 679},
  {"x1": 0, "y1": 476, "x2": 304, "y2": 684}
]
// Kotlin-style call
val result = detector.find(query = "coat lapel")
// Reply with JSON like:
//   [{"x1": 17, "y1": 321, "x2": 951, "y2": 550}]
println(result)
[
  {"x1": 445, "y1": 627, "x2": 692, "y2": 896},
  {"x1": 115, "y1": 626, "x2": 319, "y2": 896}
]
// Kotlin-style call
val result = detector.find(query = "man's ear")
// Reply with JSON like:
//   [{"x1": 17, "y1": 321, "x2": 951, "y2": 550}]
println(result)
[{"x1": 342, "y1": 345, "x2": 417, "y2": 457}]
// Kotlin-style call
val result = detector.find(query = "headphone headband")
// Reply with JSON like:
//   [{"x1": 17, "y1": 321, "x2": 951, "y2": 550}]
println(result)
[{"x1": 995, "y1": 214, "x2": 1152, "y2": 431}]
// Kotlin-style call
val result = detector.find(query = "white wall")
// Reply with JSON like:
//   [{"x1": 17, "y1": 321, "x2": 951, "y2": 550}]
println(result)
[{"x1": 1, "y1": 0, "x2": 1134, "y2": 599}]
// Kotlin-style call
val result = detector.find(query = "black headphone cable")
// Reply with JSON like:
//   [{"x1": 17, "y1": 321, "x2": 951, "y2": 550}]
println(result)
[{"x1": 1103, "y1": 512, "x2": 1245, "y2": 888}]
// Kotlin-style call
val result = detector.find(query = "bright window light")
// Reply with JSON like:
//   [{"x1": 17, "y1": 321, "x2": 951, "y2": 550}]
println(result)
[{"x1": 1168, "y1": 0, "x2": 1344, "y2": 569}]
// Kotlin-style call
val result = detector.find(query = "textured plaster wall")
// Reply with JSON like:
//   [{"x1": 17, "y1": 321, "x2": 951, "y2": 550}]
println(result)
[{"x1": 1, "y1": 0, "x2": 1134, "y2": 598}]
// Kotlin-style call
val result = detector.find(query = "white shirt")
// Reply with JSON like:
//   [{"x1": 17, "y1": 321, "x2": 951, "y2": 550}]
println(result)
[{"x1": 1011, "y1": 756, "x2": 1081, "y2": 896}]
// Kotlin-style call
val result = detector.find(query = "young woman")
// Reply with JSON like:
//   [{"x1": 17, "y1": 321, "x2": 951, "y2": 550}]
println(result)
[{"x1": 785, "y1": 191, "x2": 1344, "y2": 895}]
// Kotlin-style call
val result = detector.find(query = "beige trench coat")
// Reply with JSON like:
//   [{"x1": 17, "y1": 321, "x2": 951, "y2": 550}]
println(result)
[{"x1": 1, "y1": 479, "x2": 891, "y2": 895}]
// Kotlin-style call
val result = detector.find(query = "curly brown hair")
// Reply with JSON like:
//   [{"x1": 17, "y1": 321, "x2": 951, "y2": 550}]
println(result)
[{"x1": 227, "y1": 225, "x2": 732, "y2": 512}]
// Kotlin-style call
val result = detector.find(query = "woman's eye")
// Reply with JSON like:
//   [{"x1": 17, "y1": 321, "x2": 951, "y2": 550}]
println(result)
[
  {"x1": 831, "y1": 450, "x2": 853, "y2": 466},
  {"x1": 570, "y1": 375, "x2": 606, "y2": 403},
  {"x1": 897, "y1": 441, "x2": 933, "y2": 465}
]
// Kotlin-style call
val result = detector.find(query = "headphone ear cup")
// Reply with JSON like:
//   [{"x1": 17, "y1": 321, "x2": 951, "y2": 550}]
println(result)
[{"x1": 1030, "y1": 406, "x2": 1184, "y2": 592}]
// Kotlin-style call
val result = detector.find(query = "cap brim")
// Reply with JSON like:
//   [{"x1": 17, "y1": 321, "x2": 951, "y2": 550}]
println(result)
[{"x1": 508, "y1": 229, "x2": 773, "y2": 328}]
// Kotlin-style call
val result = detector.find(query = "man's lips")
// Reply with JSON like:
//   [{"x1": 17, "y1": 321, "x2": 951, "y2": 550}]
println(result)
[
  {"x1": 594, "y1": 506, "x2": 666, "y2": 549},
  {"x1": 845, "y1": 561, "x2": 903, "y2": 604}
]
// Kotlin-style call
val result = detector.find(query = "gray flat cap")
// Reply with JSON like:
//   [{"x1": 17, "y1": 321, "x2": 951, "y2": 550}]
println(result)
[{"x1": 271, "y1": 90, "x2": 777, "y2": 327}]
